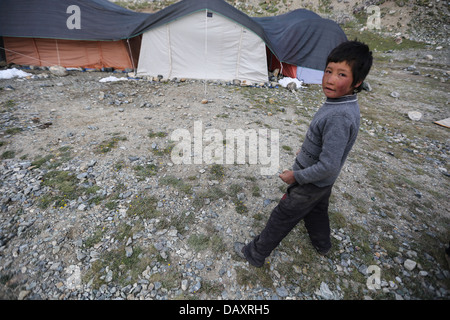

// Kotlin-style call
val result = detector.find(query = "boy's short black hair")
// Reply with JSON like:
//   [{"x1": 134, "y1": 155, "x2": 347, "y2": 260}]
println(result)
[{"x1": 326, "y1": 40, "x2": 373, "y2": 92}]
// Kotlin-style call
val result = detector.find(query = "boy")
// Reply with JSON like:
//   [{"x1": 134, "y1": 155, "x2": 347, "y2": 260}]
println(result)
[{"x1": 235, "y1": 40, "x2": 373, "y2": 267}]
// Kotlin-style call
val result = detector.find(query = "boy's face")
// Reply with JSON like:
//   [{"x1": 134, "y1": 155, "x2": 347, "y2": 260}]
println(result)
[{"x1": 322, "y1": 61, "x2": 361, "y2": 98}]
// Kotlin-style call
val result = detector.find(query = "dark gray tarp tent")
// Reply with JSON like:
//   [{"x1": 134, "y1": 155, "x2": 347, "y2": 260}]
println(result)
[
  {"x1": 0, "y1": 0, "x2": 149, "y2": 69},
  {"x1": 0, "y1": 0, "x2": 347, "y2": 83},
  {"x1": 0, "y1": 0, "x2": 149, "y2": 40},
  {"x1": 254, "y1": 9, "x2": 348, "y2": 78}
]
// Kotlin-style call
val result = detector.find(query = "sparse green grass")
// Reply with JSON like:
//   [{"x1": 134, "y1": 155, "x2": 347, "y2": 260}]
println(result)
[
  {"x1": 94, "y1": 135, "x2": 127, "y2": 154},
  {"x1": 236, "y1": 265, "x2": 273, "y2": 289},
  {"x1": 1, "y1": 150, "x2": 15, "y2": 159},
  {"x1": 49, "y1": 146, "x2": 73, "y2": 168},
  {"x1": 83, "y1": 227, "x2": 105, "y2": 248},
  {"x1": 0, "y1": 99, "x2": 16, "y2": 113},
  {"x1": 152, "y1": 143, "x2": 174, "y2": 156},
  {"x1": 83, "y1": 244, "x2": 153, "y2": 289},
  {"x1": 188, "y1": 233, "x2": 225, "y2": 254},
  {"x1": 193, "y1": 186, "x2": 227, "y2": 209},
  {"x1": 344, "y1": 27, "x2": 427, "y2": 52},
  {"x1": 4, "y1": 127, "x2": 22, "y2": 136},
  {"x1": 31, "y1": 154, "x2": 53, "y2": 168},
  {"x1": 40, "y1": 170, "x2": 81, "y2": 208},
  {"x1": 159, "y1": 175, "x2": 193, "y2": 195},
  {"x1": 39, "y1": 167, "x2": 105, "y2": 209},
  {"x1": 127, "y1": 195, "x2": 160, "y2": 219},
  {"x1": 209, "y1": 164, "x2": 225, "y2": 180},
  {"x1": 228, "y1": 183, "x2": 248, "y2": 214},
  {"x1": 133, "y1": 163, "x2": 158, "y2": 180},
  {"x1": 148, "y1": 130, "x2": 168, "y2": 138}
]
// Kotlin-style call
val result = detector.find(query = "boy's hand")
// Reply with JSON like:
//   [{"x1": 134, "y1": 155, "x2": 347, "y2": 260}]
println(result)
[{"x1": 279, "y1": 170, "x2": 296, "y2": 185}]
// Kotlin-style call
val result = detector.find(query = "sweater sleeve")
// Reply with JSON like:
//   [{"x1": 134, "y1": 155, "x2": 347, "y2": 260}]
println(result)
[{"x1": 294, "y1": 115, "x2": 352, "y2": 185}]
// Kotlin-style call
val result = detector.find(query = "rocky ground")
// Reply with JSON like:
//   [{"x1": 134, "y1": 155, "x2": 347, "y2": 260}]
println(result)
[{"x1": 0, "y1": 0, "x2": 449, "y2": 302}]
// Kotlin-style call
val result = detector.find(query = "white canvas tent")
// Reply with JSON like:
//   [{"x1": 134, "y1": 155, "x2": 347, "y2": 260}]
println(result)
[{"x1": 137, "y1": 10, "x2": 268, "y2": 84}]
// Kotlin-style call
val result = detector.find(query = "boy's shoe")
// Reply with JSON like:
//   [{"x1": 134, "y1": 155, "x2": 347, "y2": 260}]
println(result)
[
  {"x1": 314, "y1": 245, "x2": 331, "y2": 256},
  {"x1": 234, "y1": 242, "x2": 264, "y2": 268}
]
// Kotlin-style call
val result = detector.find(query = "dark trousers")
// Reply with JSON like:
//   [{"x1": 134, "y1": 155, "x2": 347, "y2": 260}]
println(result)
[{"x1": 243, "y1": 182, "x2": 333, "y2": 266}]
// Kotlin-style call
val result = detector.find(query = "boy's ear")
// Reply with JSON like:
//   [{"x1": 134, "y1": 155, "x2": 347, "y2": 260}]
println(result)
[
  {"x1": 353, "y1": 80, "x2": 363, "y2": 92},
  {"x1": 354, "y1": 80, "x2": 363, "y2": 89}
]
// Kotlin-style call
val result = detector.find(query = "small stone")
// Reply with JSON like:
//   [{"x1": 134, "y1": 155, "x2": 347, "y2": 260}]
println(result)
[
  {"x1": 125, "y1": 246, "x2": 133, "y2": 258},
  {"x1": 195, "y1": 262, "x2": 205, "y2": 270},
  {"x1": 276, "y1": 286, "x2": 289, "y2": 297},
  {"x1": 18, "y1": 290, "x2": 30, "y2": 300},
  {"x1": 316, "y1": 282, "x2": 335, "y2": 300},
  {"x1": 404, "y1": 259, "x2": 417, "y2": 271},
  {"x1": 181, "y1": 279, "x2": 188, "y2": 291},
  {"x1": 126, "y1": 237, "x2": 132, "y2": 246},
  {"x1": 190, "y1": 280, "x2": 201, "y2": 293},
  {"x1": 286, "y1": 82, "x2": 297, "y2": 91},
  {"x1": 49, "y1": 65, "x2": 68, "y2": 76},
  {"x1": 408, "y1": 111, "x2": 422, "y2": 121},
  {"x1": 293, "y1": 265, "x2": 302, "y2": 274},
  {"x1": 237, "y1": 193, "x2": 246, "y2": 201},
  {"x1": 390, "y1": 91, "x2": 400, "y2": 98}
]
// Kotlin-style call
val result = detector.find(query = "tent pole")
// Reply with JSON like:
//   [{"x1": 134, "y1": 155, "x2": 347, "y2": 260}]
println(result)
[
  {"x1": 204, "y1": 9, "x2": 208, "y2": 99},
  {"x1": 167, "y1": 25, "x2": 172, "y2": 79},
  {"x1": 55, "y1": 39, "x2": 61, "y2": 66},
  {"x1": 126, "y1": 39, "x2": 136, "y2": 71}
]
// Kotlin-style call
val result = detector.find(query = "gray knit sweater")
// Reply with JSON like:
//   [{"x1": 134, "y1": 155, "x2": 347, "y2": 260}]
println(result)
[{"x1": 293, "y1": 94, "x2": 360, "y2": 187}]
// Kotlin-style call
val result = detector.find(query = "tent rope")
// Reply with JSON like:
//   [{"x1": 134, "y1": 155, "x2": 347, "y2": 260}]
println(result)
[
  {"x1": 126, "y1": 39, "x2": 136, "y2": 72},
  {"x1": 0, "y1": 45, "x2": 55, "y2": 66},
  {"x1": 204, "y1": 9, "x2": 208, "y2": 100},
  {"x1": 167, "y1": 24, "x2": 173, "y2": 79},
  {"x1": 55, "y1": 39, "x2": 61, "y2": 66},
  {"x1": 235, "y1": 27, "x2": 243, "y2": 80}
]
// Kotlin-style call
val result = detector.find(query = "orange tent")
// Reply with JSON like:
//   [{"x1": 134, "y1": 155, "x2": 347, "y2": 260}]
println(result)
[
  {"x1": 267, "y1": 47, "x2": 297, "y2": 79},
  {"x1": 3, "y1": 36, "x2": 141, "y2": 70}
]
